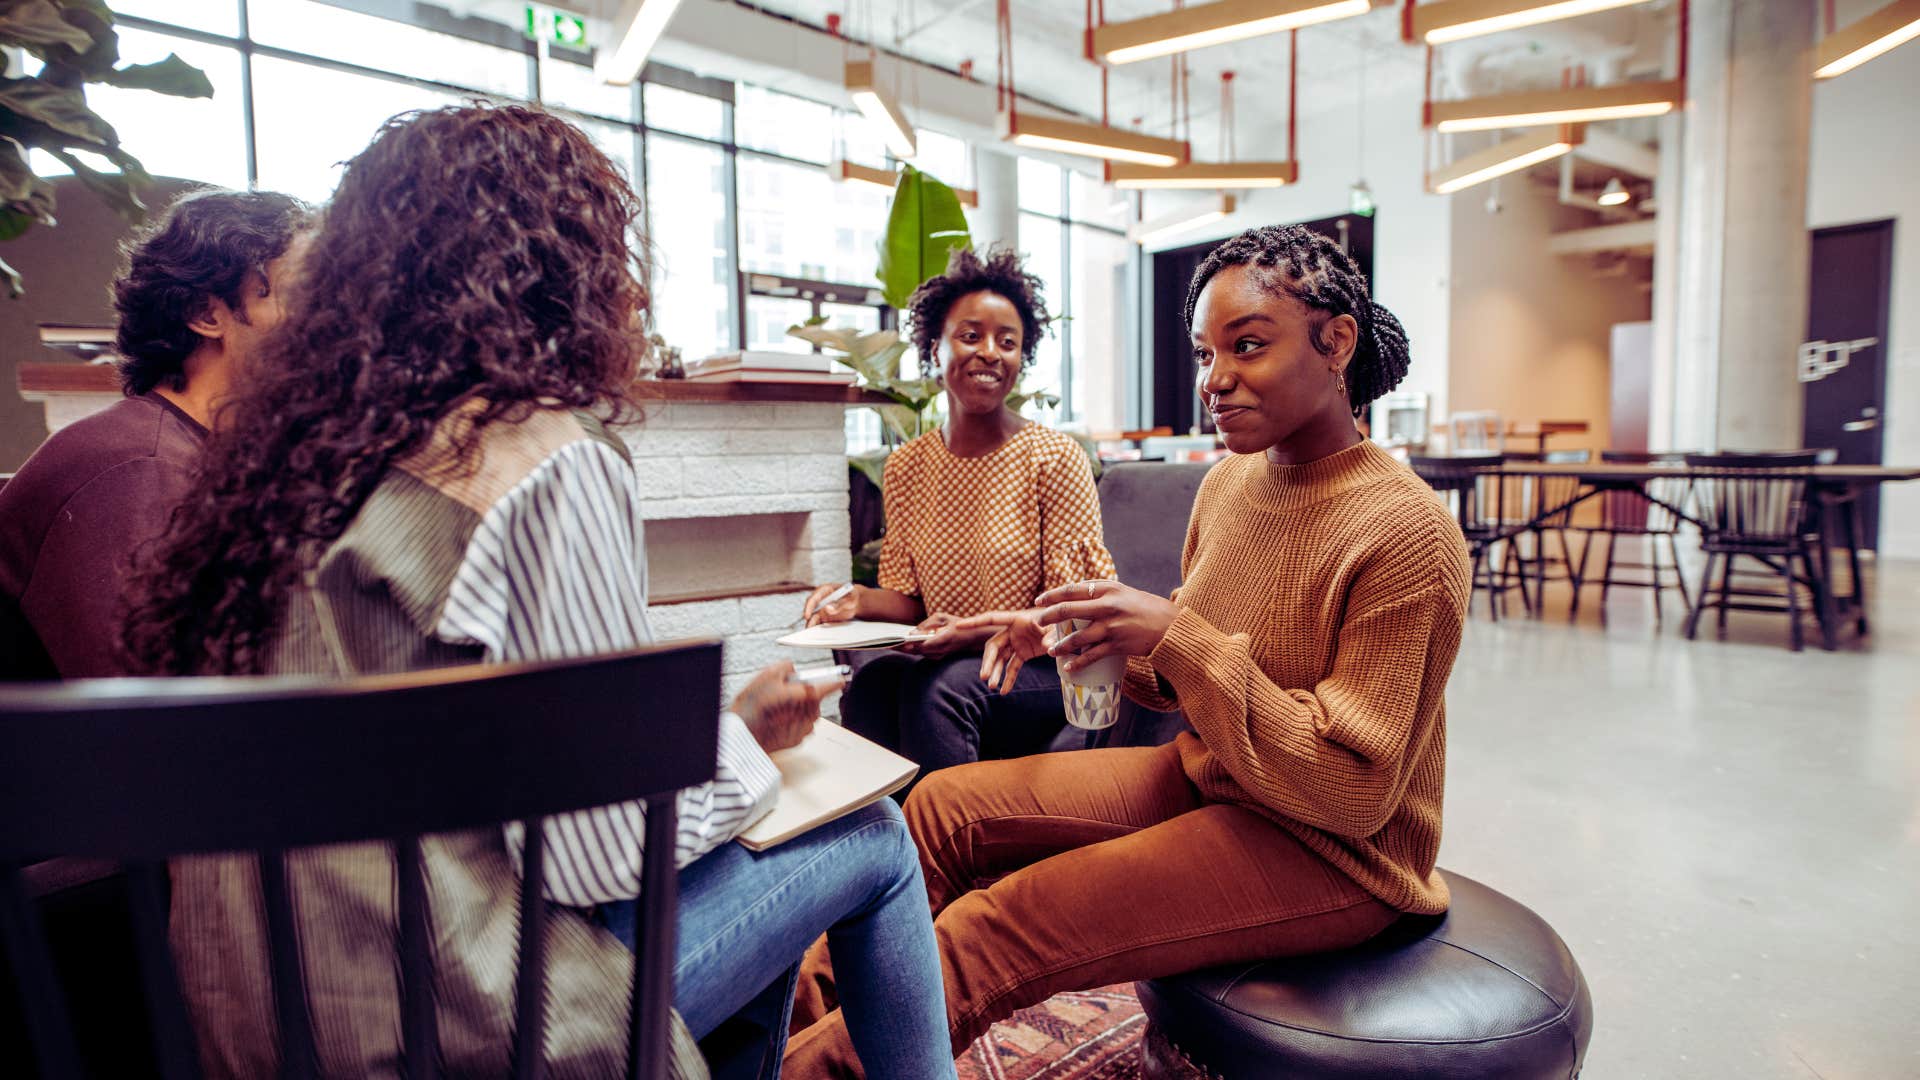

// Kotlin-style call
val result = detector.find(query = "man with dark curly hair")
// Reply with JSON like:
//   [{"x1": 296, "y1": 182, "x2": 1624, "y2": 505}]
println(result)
[{"x1": 0, "y1": 188, "x2": 310, "y2": 678}]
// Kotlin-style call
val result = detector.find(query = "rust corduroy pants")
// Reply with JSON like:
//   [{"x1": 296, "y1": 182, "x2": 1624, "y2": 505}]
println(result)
[{"x1": 782, "y1": 739, "x2": 1401, "y2": 1078}]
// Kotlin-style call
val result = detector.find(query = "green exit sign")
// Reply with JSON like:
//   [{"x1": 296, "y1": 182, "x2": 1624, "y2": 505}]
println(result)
[{"x1": 525, "y1": 5, "x2": 587, "y2": 48}]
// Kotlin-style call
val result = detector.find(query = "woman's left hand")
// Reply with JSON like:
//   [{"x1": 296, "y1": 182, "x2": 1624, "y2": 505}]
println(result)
[
  {"x1": 898, "y1": 612, "x2": 988, "y2": 658},
  {"x1": 1034, "y1": 580, "x2": 1180, "y2": 674}
]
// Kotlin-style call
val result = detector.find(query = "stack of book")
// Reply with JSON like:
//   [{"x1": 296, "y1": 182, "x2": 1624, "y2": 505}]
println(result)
[{"x1": 684, "y1": 351, "x2": 856, "y2": 385}]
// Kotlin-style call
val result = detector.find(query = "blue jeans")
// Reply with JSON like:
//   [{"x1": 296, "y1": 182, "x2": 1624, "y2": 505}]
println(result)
[
  {"x1": 597, "y1": 799, "x2": 954, "y2": 1080},
  {"x1": 840, "y1": 653, "x2": 1068, "y2": 793}
]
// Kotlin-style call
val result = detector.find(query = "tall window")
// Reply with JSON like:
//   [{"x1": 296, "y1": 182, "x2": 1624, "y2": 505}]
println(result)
[{"x1": 1018, "y1": 161, "x2": 1131, "y2": 428}]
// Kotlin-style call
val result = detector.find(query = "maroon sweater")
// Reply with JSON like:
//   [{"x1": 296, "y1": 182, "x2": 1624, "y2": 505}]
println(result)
[{"x1": 0, "y1": 394, "x2": 206, "y2": 679}]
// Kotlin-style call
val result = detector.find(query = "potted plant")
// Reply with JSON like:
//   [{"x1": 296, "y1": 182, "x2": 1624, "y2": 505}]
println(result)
[{"x1": 2, "y1": 1, "x2": 214, "y2": 295}]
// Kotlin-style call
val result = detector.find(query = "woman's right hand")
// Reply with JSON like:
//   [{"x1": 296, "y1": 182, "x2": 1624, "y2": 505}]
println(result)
[
  {"x1": 802, "y1": 583, "x2": 862, "y2": 626},
  {"x1": 731, "y1": 661, "x2": 830, "y2": 753}
]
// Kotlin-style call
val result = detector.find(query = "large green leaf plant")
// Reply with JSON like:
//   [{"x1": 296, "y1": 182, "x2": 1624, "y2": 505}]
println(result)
[
  {"x1": 1, "y1": 0, "x2": 214, "y2": 295},
  {"x1": 789, "y1": 163, "x2": 1061, "y2": 445}
]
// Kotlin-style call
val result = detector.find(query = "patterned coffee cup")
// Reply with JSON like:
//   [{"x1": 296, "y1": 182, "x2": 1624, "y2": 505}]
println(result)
[{"x1": 1057, "y1": 618, "x2": 1126, "y2": 730}]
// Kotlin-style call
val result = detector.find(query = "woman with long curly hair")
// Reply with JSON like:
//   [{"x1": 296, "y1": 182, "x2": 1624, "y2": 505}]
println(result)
[
  {"x1": 125, "y1": 103, "x2": 953, "y2": 1080},
  {"x1": 786, "y1": 226, "x2": 1470, "y2": 1078},
  {"x1": 798, "y1": 247, "x2": 1113, "y2": 788}
]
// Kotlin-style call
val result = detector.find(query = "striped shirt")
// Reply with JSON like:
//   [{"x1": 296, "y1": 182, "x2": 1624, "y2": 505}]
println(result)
[
  {"x1": 170, "y1": 404, "x2": 742, "y2": 1077},
  {"x1": 433, "y1": 429, "x2": 782, "y2": 906}
]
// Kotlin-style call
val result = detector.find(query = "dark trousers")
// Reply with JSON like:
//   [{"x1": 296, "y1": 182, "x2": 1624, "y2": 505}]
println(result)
[{"x1": 839, "y1": 652, "x2": 1067, "y2": 788}]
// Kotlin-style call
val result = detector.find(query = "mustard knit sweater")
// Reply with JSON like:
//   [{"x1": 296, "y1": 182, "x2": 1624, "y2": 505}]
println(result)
[{"x1": 1124, "y1": 440, "x2": 1472, "y2": 914}]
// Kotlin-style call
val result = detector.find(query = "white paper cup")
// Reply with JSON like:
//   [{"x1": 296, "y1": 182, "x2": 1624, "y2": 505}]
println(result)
[{"x1": 1056, "y1": 618, "x2": 1126, "y2": 730}]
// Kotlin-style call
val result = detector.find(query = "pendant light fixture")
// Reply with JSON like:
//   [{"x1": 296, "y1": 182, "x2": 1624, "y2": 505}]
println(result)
[
  {"x1": 1815, "y1": 0, "x2": 1920, "y2": 78},
  {"x1": 845, "y1": 59, "x2": 918, "y2": 160},
  {"x1": 1427, "y1": 126, "x2": 1581, "y2": 194},
  {"x1": 1104, "y1": 64, "x2": 1298, "y2": 189},
  {"x1": 1429, "y1": 79, "x2": 1683, "y2": 133},
  {"x1": 1091, "y1": 0, "x2": 1374, "y2": 65},
  {"x1": 1130, "y1": 194, "x2": 1237, "y2": 246},
  {"x1": 596, "y1": 0, "x2": 686, "y2": 84},
  {"x1": 1596, "y1": 176, "x2": 1630, "y2": 205},
  {"x1": 828, "y1": 160, "x2": 979, "y2": 207},
  {"x1": 1410, "y1": 0, "x2": 1658, "y2": 46},
  {"x1": 998, "y1": 0, "x2": 1190, "y2": 166}
]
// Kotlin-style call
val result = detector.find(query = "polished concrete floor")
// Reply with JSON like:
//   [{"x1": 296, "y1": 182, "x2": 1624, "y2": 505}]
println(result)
[{"x1": 1440, "y1": 547, "x2": 1920, "y2": 1079}]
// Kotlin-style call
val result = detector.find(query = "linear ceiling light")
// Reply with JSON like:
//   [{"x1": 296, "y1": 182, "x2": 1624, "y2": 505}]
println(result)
[
  {"x1": 1412, "y1": 0, "x2": 1656, "y2": 45},
  {"x1": 1815, "y1": 0, "x2": 1920, "y2": 78},
  {"x1": 1130, "y1": 194, "x2": 1237, "y2": 246},
  {"x1": 830, "y1": 160, "x2": 978, "y2": 207},
  {"x1": 1427, "y1": 127, "x2": 1579, "y2": 194},
  {"x1": 846, "y1": 60, "x2": 918, "y2": 159},
  {"x1": 1000, "y1": 112, "x2": 1189, "y2": 167},
  {"x1": 1092, "y1": 0, "x2": 1374, "y2": 65},
  {"x1": 596, "y1": 0, "x2": 685, "y2": 85},
  {"x1": 1430, "y1": 80, "x2": 1682, "y2": 133},
  {"x1": 1105, "y1": 160, "x2": 1298, "y2": 189}
]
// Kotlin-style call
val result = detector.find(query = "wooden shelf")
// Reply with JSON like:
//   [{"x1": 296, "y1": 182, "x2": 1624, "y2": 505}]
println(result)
[{"x1": 17, "y1": 362, "x2": 892, "y2": 407}]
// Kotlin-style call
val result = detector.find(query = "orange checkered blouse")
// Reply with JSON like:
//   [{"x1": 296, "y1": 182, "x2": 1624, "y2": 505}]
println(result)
[{"x1": 877, "y1": 423, "x2": 1115, "y2": 619}]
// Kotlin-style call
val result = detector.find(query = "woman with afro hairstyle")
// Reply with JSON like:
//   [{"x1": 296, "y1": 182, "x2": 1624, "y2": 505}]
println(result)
[
  {"x1": 786, "y1": 226, "x2": 1471, "y2": 1078},
  {"x1": 801, "y1": 246, "x2": 1114, "y2": 784}
]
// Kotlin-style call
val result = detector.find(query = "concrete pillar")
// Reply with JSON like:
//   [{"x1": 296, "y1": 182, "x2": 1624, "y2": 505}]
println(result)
[
  {"x1": 1670, "y1": 0, "x2": 1815, "y2": 451},
  {"x1": 970, "y1": 149, "x2": 1019, "y2": 253}
]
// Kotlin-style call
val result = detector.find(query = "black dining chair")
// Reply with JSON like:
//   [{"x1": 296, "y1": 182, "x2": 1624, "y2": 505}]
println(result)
[
  {"x1": 0, "y1": 641, "x2": 722, "y2": 1080},
  {"x1": 1572, "y1": 450, "x2": 1694, "y2": 623},
  {"x1": 1681, "y1": 452, "x2": 1831, "y2": 651},
  {"x1": 1410, "y1": 453, "x2": 1528, "y2": 620},
  {"x1": 1500, "y1": 449, "x2": 1591, "y2": 615}
]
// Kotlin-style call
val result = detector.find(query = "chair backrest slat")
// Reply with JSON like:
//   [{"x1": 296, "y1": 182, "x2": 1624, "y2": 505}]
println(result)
[
  {"x1": 1, "y1": 865, "x2": 84, "y2": 1080},
  {"x1": 258, "y1": 850, "x2": 320, "y2": 1080},
  {"x1": 511, "y1": 819, "x2": 549, "y2": 1080},
  {"x1": 125, "y1": 861, "x2": 204, "y2": 1080},
  {"x1": 395, "y1": 836, "x2": 439, "y2": 1080},
  {"x1": 628, "y1": 794, "x2": 680, "y2": 1080},
  {"x1": 1684, "y1": 452, "x2": 1816, "y2": 542}
]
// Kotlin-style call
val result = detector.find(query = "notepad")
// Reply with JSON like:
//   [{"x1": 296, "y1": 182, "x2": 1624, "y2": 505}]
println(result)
[
  {"x1": 776, "y1": 620, "x2": 932, "y2": 650},
  {"x1": 736, "y1": 722, "x2": 919, "y2": 852}
]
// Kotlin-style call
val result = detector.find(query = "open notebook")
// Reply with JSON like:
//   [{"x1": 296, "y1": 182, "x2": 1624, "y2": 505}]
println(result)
[
  {"x1": 776, "y1": 620, "x2": 933, "y2": 650},
  {"x1": 737, "y1": 721, "x2": 919, "y2": 852}
]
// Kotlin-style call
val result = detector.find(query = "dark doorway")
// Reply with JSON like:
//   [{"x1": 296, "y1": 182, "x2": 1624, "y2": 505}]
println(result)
[
  {"x1": 1149, "y1": 213, "x2": 1375, "y2": 434},
  {"x1": 1803, "y1": 219, "x2": 1893, "y2": 549}
]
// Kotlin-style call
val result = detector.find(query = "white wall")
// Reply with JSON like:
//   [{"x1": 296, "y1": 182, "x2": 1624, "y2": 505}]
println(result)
[
  {"x1": 1139, "y1": 71, "x2": 1454, "y2": 426},
  {"x1": 1448, "y1": 170, "x2": 1651, "y2": 457},
  {"x1": 1807, "y1": 45, "x2": 1920, "y2": 558}
]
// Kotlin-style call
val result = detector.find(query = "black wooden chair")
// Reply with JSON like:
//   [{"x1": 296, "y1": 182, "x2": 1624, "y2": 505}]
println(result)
[
  {"x1": 1572, "y1": 450, "x2": 1694, "y2": 623},
  {"x1": 1501, "y1": 449, "x2": 1590, "y2": 615},
  {"x1": 1411, "y1": 453, "x2": 1528, "y2": 620},
  {"x1": 1681, "y1": 452, "x2": 1832, "y2": 651},
  {"x1": 0, "y1": 642, "x2": 722, "y2": 1080}
]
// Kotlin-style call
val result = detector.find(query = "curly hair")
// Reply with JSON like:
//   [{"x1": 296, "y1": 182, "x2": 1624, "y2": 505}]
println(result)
[
  {"x1": 906, "y1": 245, "x2": 1052, "y2": 378},
  {"x1": 1183, "y1": 225, "x2": 1411, "y2": 409},
  {"x1": 112, "y1": 188, "x2": 312, "y2": 395},
  {"x1": 123, "y1": 102, "x2": 648, "y2": 676}
]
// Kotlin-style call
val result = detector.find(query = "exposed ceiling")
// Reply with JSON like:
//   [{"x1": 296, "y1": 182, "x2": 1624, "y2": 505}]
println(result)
[{"x1": 448, "y1": 0, "x2": 1678, "y2": 168}]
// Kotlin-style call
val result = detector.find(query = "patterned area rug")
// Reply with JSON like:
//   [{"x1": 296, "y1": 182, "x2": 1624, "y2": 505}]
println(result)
[{"x1": 957, "y1": 985, "x2": 1146, "y2": 1080}]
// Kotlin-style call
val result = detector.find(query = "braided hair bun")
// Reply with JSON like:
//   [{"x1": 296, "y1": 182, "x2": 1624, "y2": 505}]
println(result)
[{"x1": 1183, "y1": 224, "x2": 1413, "y2": 408}]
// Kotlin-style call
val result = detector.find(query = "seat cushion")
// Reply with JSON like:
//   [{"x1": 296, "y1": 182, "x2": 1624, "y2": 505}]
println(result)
[{"x1": 1136, "y1": 870, "x2": 1592, "y2": 1080}]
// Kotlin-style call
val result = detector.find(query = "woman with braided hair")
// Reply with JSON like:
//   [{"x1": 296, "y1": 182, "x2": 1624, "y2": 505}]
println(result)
[{"x1": 784, "y1": 225, "x2": 1470, "y2": 1078}]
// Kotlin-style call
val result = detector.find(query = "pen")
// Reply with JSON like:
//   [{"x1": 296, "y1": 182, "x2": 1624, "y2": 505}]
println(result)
[{"x1": 804, "y1": 582, "x2": 856, "y2": 626}]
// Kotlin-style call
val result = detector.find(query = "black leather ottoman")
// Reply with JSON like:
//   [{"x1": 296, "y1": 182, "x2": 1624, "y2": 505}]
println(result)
[{"x1": 1135, "y1": 870, "x2": 1592, "y2": 1079}]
